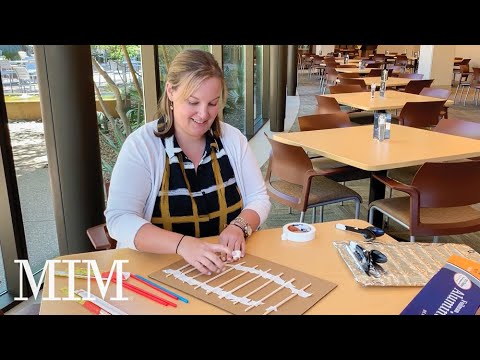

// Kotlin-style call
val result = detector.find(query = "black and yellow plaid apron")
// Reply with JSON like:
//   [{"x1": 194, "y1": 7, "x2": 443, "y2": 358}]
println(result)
[{"x1": 151, "y1": 134, "x2": 243, "y2": 238}]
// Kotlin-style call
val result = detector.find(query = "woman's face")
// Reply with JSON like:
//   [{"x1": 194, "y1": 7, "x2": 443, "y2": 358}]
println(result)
[{"x1": 167, "y1": 77, "x2": 222, "y2": 140}]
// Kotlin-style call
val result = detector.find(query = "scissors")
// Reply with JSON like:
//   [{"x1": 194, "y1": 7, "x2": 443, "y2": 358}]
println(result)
[{"x1": 336, "y1": 223, "x2": 383, "y2": 241}]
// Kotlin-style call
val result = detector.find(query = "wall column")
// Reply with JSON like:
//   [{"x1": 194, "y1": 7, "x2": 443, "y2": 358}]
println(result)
[
  {"x1": 417, "y1": 45, "x2": 455, "y2": 88},
  {"x1": 287, "y1": 45, "x2": 297, "y2": 96},
  {"x1": 35, "y1": 45, "x2": 104, "y2": 254},
  {"x1": 269, "y1": 45, "x2": 287, "y2": 132}
]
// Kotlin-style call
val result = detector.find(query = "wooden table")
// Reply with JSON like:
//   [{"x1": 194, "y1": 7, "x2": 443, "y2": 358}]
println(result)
[
  {"x1": 273, "y1": 125, "x2": 480, "y2": 225},
  {"x1": 39, "y1": 219, "x2": 422, "y2": 315},
  {"x1": 358, "y1": 77, "x2": 411, "y2": 88},
  {"x1": 324, "y1": 90, "x2": 453, "y2": 111},
  {"x1": 336, "y1": 67, "x2": 374, "y2": 74}
]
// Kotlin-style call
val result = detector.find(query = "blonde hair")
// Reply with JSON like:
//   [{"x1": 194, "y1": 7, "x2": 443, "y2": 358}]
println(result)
[{"x1": 154, "y1": 49, "x2": 227, "y2": 138}]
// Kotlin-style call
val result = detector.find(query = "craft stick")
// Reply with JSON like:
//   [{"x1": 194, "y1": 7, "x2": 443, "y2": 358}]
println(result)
[
  {"x1": 263, "y1": 283, "x2": 311, "y2": 315},
  {"x1": 166, "y1": 263, "x2": 191, "y2": 277},
  {"x1": 245, "y1": 277, "x2": 295, "y2": 312},
  {"x1": 181, "y1": 267, "x2": 199, "y2": 277},
  {"x1": 193, "y1": 261, "x2": 246, "y2": 290},
  {"x1": 191, "y1": 272, "x2": 205, "y2": 279},
  {"x1": 233, "y1": 272, "x2": 284, "y2": 305},
  {"x1": 213, "y1": 265, "x2": 259, "y2": 297},
  {"x1": 229, "y1": 269, "x2": 271, "y2": 303}
]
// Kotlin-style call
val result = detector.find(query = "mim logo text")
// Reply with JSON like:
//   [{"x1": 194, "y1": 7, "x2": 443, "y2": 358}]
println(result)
[{"x1": 14, "y1": 259, "x2": 129, "y2": 301}]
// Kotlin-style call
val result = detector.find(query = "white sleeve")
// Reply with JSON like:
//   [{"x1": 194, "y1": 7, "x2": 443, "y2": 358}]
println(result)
[
  {"x1": 235, "y1": 132, "x2": 271, "y2": 226},
  {"x1": 104, "y1": 134, "x2": 152, "y2": 250}
]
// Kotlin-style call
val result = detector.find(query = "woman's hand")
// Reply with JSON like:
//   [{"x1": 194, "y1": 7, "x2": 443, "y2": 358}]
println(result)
[
  {"x1": 219, "y1": 224, "x2": 246, "y2": 261},
  {"x1": 177, "y1": 236, "x2": 231, "y2": 275}
]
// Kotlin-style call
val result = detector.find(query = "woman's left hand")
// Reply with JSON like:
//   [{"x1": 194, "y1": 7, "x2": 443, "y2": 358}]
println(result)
[{"x1": 219, "y1": 224, "x2": 245, "y2": 261}]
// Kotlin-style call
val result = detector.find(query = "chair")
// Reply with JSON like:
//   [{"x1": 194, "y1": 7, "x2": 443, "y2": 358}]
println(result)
[
  {"x1": 328, "y1": 84, "x2": 365, "y2": 94},
  {"x1": 393, "y1": 55, "x2": 408, "y2": 72},
  {"x1": 336, "y1": 78, "x2": 368, "y2": 91},
  {"x1": 314, "y1": 95, "x2": 341, "y2": 114},
  {"x1": 434, "y1": 117, "x2": 480, "y2": 140},
  {"x1": 298, "y1": 112, "x2": 352, "y2": 131},
  {"x1": 402, "y1": 79, "x2": 434, "y2": 94},
  {"x1": 321, "y1": 67, "x2": 338, "y2": 94},
  {"x1": 394, "y1": 100, "x2": 446, "y2": 129},
  {"x1": 455, "y1": 67, "x2": 480, "y2": 106},
  {"x1": 265, "y1": 134, "x2": 361, "y2": 223},
  {"x1": 0, "y1": 59, "x2": 17, "y2": 92},
  {"x1": 452, "y1": 58, "x2": 470, "y2": 85},
  {"x1": 387, "y1": 117, "x2": 480, "y2": 187},
  {"x1": 366, "y1": 62, "x2": 383, "y2": 68},
  {"x1": 337, "y1": 72, "x2": 362, "y2": 79},
  {"x1": 336, "y1": 64, "x2": 358, "y2": 68},
  {"x1": 418, "y1": 87, "x2": 451, "y2": 119},
  {"x1": 86, "y1": 224, "x2": 117, "y2": 250},
  {"x1": 365, "y1": 68, "x2": 383, "y2": 77},
  {"x1": 298, "y1": 113, "x2": 371, "y2": 182},
  {"x1": 13, "y1": 66, "x2": 36, "y2": 93},
  {"x1": 369, "y1": 160, "x2": 480, "y2": 242},
  {"x1": 469, "y1": 67, "x2": 480, "y2": 106},
  {"x1": 327, "y1": 84, "x2": 376, "y2": 125},
  {"x1": 86, "y1": 181, "x2": 117, "y2": 250},
  {"x1": 397, "y1": 73, "x2": 424, "y2": 79}
]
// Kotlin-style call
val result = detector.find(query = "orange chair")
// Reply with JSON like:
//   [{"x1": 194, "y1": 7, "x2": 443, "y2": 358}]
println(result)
[
  {"x1": 265, "y1": 134, "x2": 361, "y2": 223},
  {"x1": 419, "y1": 88, "x2": 451, "y2": 119},
  {"x1": 369, "y1": 160, "x2": 480, "y2": 242},
  {"x1": 86, "y1": 181, "x2": 117, "y2": 250},
  {"x1": 387, "y1": 117, "x2": 480, "y2": 186},
  {"x1": 298, "y1": 113, "x2": 371, "y2": 183},
  {"x1": 395, "y1": 100, "x2": 446, "y2": 129}
]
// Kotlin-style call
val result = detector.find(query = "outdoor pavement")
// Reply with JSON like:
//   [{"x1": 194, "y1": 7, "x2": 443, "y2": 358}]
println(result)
[{"x1": 0, "y1": 121, "x2": 58, "y2": 295}]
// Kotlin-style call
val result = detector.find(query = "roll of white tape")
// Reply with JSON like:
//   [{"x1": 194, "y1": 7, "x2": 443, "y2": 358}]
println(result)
[{"x1": 281, "y1": 223, "x2": 316, "y2": 242}]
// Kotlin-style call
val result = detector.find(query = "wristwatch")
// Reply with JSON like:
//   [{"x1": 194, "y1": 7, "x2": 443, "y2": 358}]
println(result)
[{"x1": 230, "y1": 216, "x2": 252, "y2": 238}]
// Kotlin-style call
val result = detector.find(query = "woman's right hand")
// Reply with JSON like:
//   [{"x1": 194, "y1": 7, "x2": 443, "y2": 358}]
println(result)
[{"x1": 177, "y1": 236, "x2": 232, "y2": 275}]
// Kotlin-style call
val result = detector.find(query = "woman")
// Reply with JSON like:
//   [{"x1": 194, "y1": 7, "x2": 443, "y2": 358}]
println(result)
[{"x1": 105, "y1": 49, "x2": 270, "y2": 275}]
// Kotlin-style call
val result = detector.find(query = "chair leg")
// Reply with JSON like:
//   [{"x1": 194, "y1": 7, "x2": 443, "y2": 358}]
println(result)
[
  {"x1": 464, "y1": 86, "x2": 471, "y2": 106},
  {"x1": 453, "y1": 84, "x2": 461, "y2": 103},
  {"x1": 319, "y1": 206, "x2": 324, "y2": 223},
  {"x1": 433, "y1": 236, "x2": 439, "y2": 243},
  {"x1": 409, "y1": 235, "x2": 415, "y2": 242},
  {"x1": 459, "y1": 86, "x2": 466, "y2": 104},
  {"x1": 312, "y1": 207, "x2": 316, "y2": 223},
  {"x1": 354, "y1": 200, "x2": 360, "y2": 219},
  {"x1": 368, "y1": 206, "x2": 375, "y2": 223},
  {"x1": 288, "y1": 207, "x2": 292, "y2": 214},
  {"x1": 299, "y1": 211, "x2": 305, "y2": 223}
]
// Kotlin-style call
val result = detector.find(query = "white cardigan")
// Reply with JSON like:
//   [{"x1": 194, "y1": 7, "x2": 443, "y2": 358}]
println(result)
[{"x1": 105, "y1": 120, "x2": 271, "y2": 250}]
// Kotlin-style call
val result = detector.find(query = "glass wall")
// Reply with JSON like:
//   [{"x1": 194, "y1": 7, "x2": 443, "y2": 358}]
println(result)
[
  {"x1": 223, "y1": 45, "x2": 246, "y2": 135},
  {"x1": 157, "y1": 45, "x2": 210, "y2": 96},
  {"x1": 253, "y1": 45, "x2": 267, "y2": 133},
  {"x1": 0, "y1": 44, "x2": 59, "y2": 295},
  {"x1": 91, "y1": 45, "x2": 144, "y2": 183}
]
